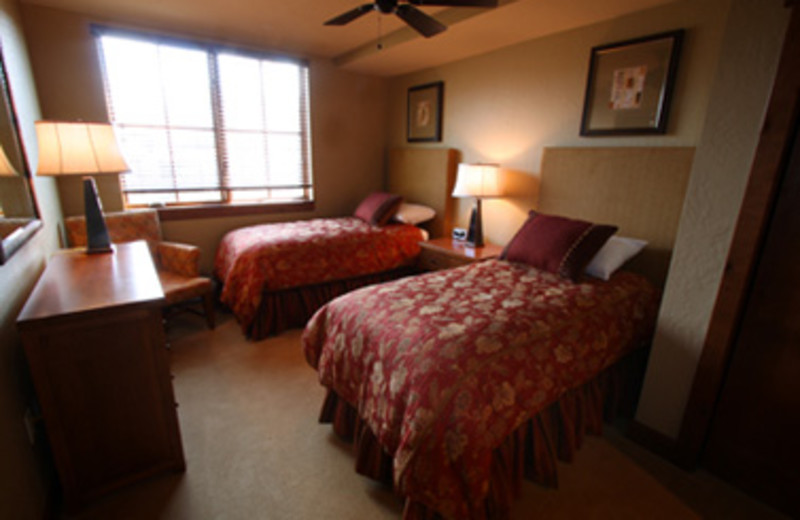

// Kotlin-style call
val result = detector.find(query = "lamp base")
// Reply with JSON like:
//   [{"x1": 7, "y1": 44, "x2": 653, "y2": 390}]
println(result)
[
  {"x1": 466, "y1": 198, "x2": 484, "y2": 248},
  {"x1": 86, "y1": 244, "x2": 114, "y2": 254},
  {"x1": 83, "y1": 177, "x2": 113, "y2": 254}
]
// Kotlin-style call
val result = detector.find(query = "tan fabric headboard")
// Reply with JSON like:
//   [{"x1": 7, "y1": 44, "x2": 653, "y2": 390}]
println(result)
[
  {"x1": 538, "y1": 147, "x2": 694, "y2": 287},
  {"x1": 387, "y1": 148, "x2": 459, "y2": 239}
]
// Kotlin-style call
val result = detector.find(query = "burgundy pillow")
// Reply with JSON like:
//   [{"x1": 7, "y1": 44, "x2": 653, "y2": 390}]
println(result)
[
  {"x1": 354, "y1": 192, "x2": 403, "y2": 226},
  {"x1": 501, "y1": 211, "x2": 617, "y2": 281}
]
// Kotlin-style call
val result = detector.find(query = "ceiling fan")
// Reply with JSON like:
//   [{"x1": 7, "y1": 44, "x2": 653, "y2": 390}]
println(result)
[{"x1": 325, "y1": 0, "x2": 499, "y2": 39}]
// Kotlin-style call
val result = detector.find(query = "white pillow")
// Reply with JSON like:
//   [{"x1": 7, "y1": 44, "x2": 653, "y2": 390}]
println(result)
[
  {"x1": 393, "y1": 202, "x2": 436, "y2": 225},
  {"x1": 585, "y1": 236, "x2": 648, "y2": 280}
]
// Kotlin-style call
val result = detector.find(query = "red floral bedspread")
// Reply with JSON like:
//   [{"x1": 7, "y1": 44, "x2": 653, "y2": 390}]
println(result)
[
  {"x1": 215, "y1": 217, "x2": 424, "y2": 333},
  {"x1": 302, "y1": 259, "x2": 659, "y2": 519}
]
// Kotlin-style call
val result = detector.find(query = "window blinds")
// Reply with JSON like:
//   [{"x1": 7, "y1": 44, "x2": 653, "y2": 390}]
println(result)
[{"x1": 95, "y1": 28, "x2": 313, "y2": 207}]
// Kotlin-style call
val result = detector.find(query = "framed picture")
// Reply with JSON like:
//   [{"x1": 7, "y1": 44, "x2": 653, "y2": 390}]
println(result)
[
  {"x1": 580, "y1": 30, "x2": 684, "y2": 136},
  {"x1": 407, "y1": 81, "x2": 443, "y2": 142}
]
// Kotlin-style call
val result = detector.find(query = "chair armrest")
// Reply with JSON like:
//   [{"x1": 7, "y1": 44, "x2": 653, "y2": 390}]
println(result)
[{"x1": 157, "y1": 241, "x2": 201, "y2": 278}]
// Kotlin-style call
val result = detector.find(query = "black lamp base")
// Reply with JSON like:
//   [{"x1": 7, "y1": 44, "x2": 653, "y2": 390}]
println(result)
[
  {"x1": 466, "y1": 198, "x2": 484, "y2": 248},
  {"x1": 83, "y1": 177, "x2": 113, "y2": 254}
]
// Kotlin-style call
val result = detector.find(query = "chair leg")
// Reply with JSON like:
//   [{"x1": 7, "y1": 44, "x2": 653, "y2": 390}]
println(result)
[{"x1": 202, "y1": 291, "x2": 216, "y2": 330}]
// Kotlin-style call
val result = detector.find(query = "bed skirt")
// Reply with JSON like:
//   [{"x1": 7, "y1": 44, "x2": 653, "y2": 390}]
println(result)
[
  {"x1": 318, "y1": 353, "x2": 644, "y2": 520},
  {"x1": 247, "y1": 267, "x2": 415, "y2": 340}
]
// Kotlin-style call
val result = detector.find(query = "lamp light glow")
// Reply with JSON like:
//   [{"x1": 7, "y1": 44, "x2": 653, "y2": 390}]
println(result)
[
  {"x1": 35, "y1": 121, "x2": 129, "y2": 254},
  {"x1": 451, "y1": 163, "x2": 502, "y2": 248}
]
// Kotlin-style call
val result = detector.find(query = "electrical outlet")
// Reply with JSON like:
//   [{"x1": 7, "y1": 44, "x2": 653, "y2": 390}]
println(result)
[{"x1": 23, "y1": 408, "x2": 36, "y2": 445}]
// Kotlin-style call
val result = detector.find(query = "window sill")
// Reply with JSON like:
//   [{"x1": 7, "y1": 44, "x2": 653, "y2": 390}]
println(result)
[{"x1": 154, "y1": 201, "x2": 315, "y2": 221}]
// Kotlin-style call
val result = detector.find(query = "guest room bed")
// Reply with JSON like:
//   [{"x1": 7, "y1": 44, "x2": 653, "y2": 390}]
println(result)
[
  {"x1": 215, "y1": 148, "x2": 458, "y2": 340},
  {"x1": 302, "y1": 147, "x2": 694, "y2": 519}
]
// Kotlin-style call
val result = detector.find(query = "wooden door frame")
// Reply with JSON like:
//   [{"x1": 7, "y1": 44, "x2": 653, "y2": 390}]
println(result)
[{"x1": 675, "y1": 3, "x2": 800, "y2": 467}]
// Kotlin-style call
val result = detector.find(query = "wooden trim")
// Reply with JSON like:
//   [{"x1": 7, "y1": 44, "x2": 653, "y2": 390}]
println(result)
[
  {"x1": 155, "y1": 200, "x2": 315, "y2": 221},
  {"x1": 676, "y1": 6, "x2": 800, "y2": 467}
]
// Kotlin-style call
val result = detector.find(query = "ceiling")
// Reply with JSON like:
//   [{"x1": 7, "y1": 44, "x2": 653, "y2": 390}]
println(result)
[{"x1": 19, "y1": 0, "x2": 680, "y2": 77}]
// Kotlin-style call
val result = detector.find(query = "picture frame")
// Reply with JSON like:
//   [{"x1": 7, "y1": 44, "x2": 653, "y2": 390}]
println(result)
[
  {"x1": 580, "y1": 30, "x2": 684, "y2": 136},
  {"x1": 407, "y1": 81, "x2": 443, "y2": 142}
]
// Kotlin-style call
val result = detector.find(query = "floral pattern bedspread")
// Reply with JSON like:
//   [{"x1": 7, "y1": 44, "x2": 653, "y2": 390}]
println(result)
[
  {"x1": 302, "y1": 259, "x2": 659, "y2": 519},
  {"x1": 215, "y1": 217, "x2": 424, "y2": 333}
]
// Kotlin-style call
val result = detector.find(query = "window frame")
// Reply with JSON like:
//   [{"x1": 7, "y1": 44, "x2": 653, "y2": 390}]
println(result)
[{"x1": 92, "y1": 25, "x2": 315, "y2": 221}]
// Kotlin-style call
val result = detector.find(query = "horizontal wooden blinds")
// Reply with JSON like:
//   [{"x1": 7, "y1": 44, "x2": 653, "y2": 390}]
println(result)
[{"x1": 94, "y1": 27, "x2": 313, "y2": 207}]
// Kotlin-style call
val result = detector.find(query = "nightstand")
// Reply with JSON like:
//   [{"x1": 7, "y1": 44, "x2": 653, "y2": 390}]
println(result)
[{"x1": 418, "y1": 237, "x2": 504, "y2": 272}]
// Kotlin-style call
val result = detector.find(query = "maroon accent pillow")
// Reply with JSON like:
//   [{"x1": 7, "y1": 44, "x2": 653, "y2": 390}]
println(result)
[
  {"x1": 501, "y1": 211, "x2": 617, "y2": 281},
  {"x1": 354, "y1": 192, "x2": 403, "y2": 226}
]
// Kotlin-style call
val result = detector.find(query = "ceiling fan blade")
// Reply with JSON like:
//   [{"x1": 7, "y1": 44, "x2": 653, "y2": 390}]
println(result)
[
  {"x1": 409, "y1": 0, "x2": 498, "y2": 7},
  {"x1": 395, "y1": 4, "x2": 447, "y2": 38},
  {"x1": 324, "y1": 4, "x2": 375, "y2": 26}
]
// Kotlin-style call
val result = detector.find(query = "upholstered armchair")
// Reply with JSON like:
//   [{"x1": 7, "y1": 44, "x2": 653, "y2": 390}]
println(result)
[{"x1": 65, "y1": 209, "x2": 215, "y2": 329}]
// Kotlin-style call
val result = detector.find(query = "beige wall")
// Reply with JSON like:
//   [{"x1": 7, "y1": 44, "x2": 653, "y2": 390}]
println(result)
[
  {"x1": 20, "y1": 4, "x2": 390, "y2": 272},
  {"x1": 387, "y1": 0, "x2": 731, "y2": 244},
  {"x1": 386, "y1": 0, "x2": 789, "y2": 440},
  {"x1": 0, "y1": 0, "x2": 62, "y2": 516}
]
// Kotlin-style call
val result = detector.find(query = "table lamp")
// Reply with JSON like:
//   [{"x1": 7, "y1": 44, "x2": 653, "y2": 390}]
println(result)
[
  {"x1": 0, "y1": 145, "x2": 18, "y2": 176},
  {"x1": 451, "y1": 163, "x2": 501, "y2": 248},
  {"x1": 35, "y1": 121, "x2": 129, "y2": 254}
]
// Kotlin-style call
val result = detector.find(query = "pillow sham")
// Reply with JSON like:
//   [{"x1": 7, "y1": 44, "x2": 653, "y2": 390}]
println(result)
[
  {"x1": 393, "y1": 202, "x2": 436, "y2": 225},
  {"x1": 585, "y1": 236, "x2": 648, "y2": 280},
  {"x1": 354, "y1": 192, "x2": 403, "y2": 226},
  {"x1": 501, "y1": 211, "x2": 617, "y2": 281}
]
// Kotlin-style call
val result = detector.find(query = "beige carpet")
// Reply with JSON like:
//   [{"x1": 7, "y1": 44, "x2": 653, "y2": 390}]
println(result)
[{"x1": 61, "y1": 312, "x2": 787, "y2": 520}]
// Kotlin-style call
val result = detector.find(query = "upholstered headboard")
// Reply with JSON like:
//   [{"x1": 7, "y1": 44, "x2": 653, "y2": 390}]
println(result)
[
  {"x1": 538, "y1": 147, "x2": 694, "y2": 287},
  {"x1": 387, "y1": 148, "x2": 459, "y2": 239}
]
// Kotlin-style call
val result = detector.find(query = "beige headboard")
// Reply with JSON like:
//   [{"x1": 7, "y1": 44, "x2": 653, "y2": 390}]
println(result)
[
  {"x1": 538, "y1": 147, "x2": 694, "y2": 287},
  {"x1": 387, "y1": 148, "x2": 459, "y2": 239}
]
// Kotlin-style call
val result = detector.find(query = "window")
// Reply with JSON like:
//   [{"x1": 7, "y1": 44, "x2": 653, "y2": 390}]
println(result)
[{"x1": 94, "y1": 28, "x2": 313, "y2": 211}]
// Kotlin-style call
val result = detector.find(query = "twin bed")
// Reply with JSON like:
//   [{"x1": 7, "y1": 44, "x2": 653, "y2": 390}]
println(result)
[
  {"x1": 216, "y1": 146, "x2": 694, "y2": 519},
  {"x1": 215, "y1": 148, "x2": 457, "y2": 339}
]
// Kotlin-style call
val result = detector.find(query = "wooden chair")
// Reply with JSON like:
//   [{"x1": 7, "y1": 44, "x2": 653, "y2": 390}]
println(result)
[{"x1": 65, "y1": 209, "x2": 215, "y2": 329}]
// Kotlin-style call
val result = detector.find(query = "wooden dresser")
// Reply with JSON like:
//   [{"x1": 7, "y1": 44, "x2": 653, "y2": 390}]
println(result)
[{"x1": 17, "y1": 241, "x2": 185, "y2": 510}]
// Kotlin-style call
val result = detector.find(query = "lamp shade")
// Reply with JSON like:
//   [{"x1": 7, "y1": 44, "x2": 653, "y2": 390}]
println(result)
[
  {"x1": 0, "y1": 146, "x2": 18, "y2": 176},
  {"x1": 452, "y1": 163, "x2": 501, "y2": 198},
  {"x1": 35, "y1": 121, "x2": 129, "y2": 176}
]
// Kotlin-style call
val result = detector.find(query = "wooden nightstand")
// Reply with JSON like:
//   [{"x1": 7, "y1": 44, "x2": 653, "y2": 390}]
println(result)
[{"x1": 418, "y1": 237, "x2": 504, "y2": 272}]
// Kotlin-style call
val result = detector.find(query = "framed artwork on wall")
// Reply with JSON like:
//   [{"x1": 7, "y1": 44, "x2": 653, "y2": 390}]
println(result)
[
  {"x1": 407, "y1": 81, "x2": 443, "y2": 142},
  {"x1": 580, "y1": 30, "x2": 684, "y2": 136}
]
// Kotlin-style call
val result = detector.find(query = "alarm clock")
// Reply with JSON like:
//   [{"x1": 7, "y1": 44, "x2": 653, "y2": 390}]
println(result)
[{"x1": 452, "y1": 228, "x2": 468, "y2": 241}]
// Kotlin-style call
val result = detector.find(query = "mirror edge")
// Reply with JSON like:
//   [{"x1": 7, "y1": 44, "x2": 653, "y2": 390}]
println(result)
[
  {"x1": 0, "y1": 219, "x2": 43, "y2": 264},
  {"x1": 0, "y1": 46, "x2": 42, "y2": 266}
]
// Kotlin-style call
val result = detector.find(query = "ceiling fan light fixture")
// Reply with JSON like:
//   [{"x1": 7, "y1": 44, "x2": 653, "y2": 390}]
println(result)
[
  {"x1": 375, "y1": 0, "x2": 396, "y2": 14},
  {"x1": 325, "y1": 0, "x2": 498, "y2": 38}
]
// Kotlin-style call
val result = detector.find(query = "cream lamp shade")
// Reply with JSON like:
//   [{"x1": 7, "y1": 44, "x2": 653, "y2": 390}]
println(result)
[
  {"x1": 451, "y1": 163, "x2": 501, "y2": 198},
  {"x1": 451, "y1": 163, "x2": 502, "y2": 248},
  {"x1": 35, "y1": 121, "x2": 130, "y2": 254},
  {"x1": 0, "y1": 145, "x2": 18, "y2": 176},
  {"x1": 35, "y1": 121, "x2": 129, "y2": 176}
]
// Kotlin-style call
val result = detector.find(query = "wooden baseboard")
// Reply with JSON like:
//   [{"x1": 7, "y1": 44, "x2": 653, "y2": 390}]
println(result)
[{"x1": 626, "y1": 420, "x2": 694, "y2": 470}]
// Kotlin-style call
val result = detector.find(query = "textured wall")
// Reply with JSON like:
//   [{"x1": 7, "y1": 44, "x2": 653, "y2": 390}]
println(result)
[{"x1": 636, "y1": 0, "x2": 790, "y2": 438}]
